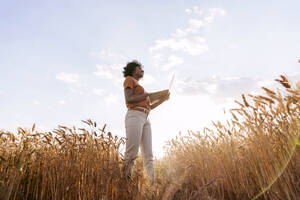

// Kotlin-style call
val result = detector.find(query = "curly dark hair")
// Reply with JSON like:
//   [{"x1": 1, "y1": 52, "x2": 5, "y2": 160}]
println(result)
[{"x1": 123, "y1": 60, "x2": 142, "y2": 77}]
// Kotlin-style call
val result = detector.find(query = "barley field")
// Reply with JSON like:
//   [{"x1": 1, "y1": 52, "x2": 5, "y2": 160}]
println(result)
[{"x1": 0, "y1": 75, "x2": 299, "y2": 200}]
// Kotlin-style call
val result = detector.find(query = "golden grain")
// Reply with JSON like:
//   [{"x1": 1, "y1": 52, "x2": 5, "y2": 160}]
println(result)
[{"x1": 1, "y1": 76, "x2": 299, "y2": 200}]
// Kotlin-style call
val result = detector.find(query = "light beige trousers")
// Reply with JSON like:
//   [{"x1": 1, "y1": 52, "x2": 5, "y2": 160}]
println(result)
[{"x1": 123, "y1": 110, "x2": 154, "y2": 181}]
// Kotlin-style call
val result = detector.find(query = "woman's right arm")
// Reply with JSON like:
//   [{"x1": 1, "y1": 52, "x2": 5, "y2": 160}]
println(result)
[{"x1": 124, "y1": 88, "x2": 150, "y2": 104}]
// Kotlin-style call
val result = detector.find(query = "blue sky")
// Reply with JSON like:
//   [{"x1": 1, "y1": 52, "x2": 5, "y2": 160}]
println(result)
[{"x1": 1, "y1": 0, "x2": 300, "y2": 157}]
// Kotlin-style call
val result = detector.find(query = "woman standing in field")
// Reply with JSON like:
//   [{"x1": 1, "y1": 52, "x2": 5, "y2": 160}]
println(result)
[{"x1": 122, "y1": 60, "x2": 170, "y2": 183}]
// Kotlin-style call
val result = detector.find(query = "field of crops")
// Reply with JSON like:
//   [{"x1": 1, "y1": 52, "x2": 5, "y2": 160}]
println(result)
[{"x1": 1, "y1": 75, "x2": 299, "y2": 200}]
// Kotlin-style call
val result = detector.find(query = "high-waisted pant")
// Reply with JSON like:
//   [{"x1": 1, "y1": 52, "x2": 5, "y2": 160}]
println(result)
[{"x1": 123, "y1": 110, "x2": 154, "y2": 181}]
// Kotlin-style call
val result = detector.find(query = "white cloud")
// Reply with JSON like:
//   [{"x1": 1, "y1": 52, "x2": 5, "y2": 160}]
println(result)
[
  {"x1": 208, "y1": 8, "x2": 227, "y2": 17},
  {"x1": 56, "y1": 72, "x2": 79, "y2": 83},
  {"x1": 185, "y1": 6, "x2": 203, "y2": 16},
  {"x1": 175, "y1": 74, "x2": 300, "y2": 104},
  {"x1": 187, "y1": 19, "x2": 205, "y2": 32},
  {"x1": 257, "y1": 80, "x2": 276, "y2": 88},
  {"x1": 150, "y1": 38, "x2": 208, "y2": 56},
  {"x1": 176, "y1": 77, "x2": 209, "y2": 96},
  {"x1": 152, "y1": 53, "x2": 164, "y2": 67},
  {"x1": 192, "y1": 6, "x2": 202, "y2": 16},
  {"x1": 94, "y1": 64, "x2": 123, "y2": 84},
  {"x1": 186, "y1": 7, "x2": 226, "y2": 19},
  {"x1": 149, "y1": 7, "x2": 227, "y2": 67},
  {"x1": 204, "y1": 8, "x2": 227, "y2": 24},
  {"x1": 185, "y1": 9, "x2": 192, "y2": 15},
  {"x1": 162, "y1": 55, "x2": 184, "y2": 71},
  {"x1": 172, "y1": 28, "x2": 188, "y2": 38},
  {"x1": 175, "y1": 75, "x2": 260, "y2": 104},
  {"x1": 206, "y1": 83, "x2": 218, "y2": 93}
]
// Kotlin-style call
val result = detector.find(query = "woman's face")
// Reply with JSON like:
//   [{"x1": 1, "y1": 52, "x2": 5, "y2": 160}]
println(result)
[{"x1": 133, "y1": 66, "x2": 144, "y2": 78}]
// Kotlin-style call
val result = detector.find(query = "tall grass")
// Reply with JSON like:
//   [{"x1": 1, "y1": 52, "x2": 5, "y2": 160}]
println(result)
[
  {"x1": 0, "y1": 121, "x2": 152, "y2": 200},
  {"x1": 161, "y1": 75, "x2": 300, "y2": 199},
  {"x1": 0, "y1": 75, "x2": 299, "y2": 200}
]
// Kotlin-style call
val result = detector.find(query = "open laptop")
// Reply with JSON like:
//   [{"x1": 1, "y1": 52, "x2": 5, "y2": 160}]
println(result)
[{"x1": 149, "y1": 74, "x2": 175, "y2": 103}]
